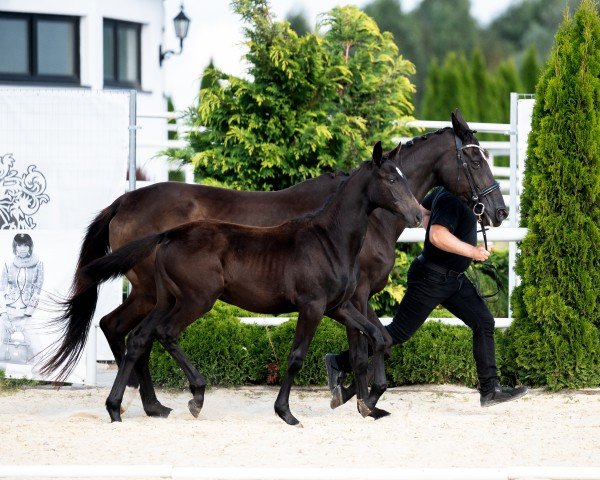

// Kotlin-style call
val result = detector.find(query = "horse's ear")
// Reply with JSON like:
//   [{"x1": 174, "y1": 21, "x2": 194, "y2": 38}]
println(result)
[
  {"x1": 372, "y1": 141, "x2": 383, "y2": 167},
  {"x1": 451, "y1": 109, "x2": 469, "y2": 140}
]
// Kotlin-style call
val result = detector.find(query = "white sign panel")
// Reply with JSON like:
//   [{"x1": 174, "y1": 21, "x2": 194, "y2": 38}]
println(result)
[{"x1": 0, "y1": 89, "x2": 128, "y2": 383}]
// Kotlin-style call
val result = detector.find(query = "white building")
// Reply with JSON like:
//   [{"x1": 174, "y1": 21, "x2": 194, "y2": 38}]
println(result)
[{"x1": 0, "y1": 0, "x2": 186, "y2": 182}]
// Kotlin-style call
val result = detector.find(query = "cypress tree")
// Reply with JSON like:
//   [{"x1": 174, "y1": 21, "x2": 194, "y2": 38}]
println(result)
[
  {"x1": 493, "y1": 59, "x2": 522, "y2": 123},
  {"x1": 420, "y1": 58, "x2": 441, "y2": 119},
  {"x1": 420, "y1": 52, "x2": 475, "y2": 120},
  {"x1": 519, "y1": 44, "x2": 541, "y2": 94},
  {"x1": 507, "y1": 0, "x2": 600, "y2": 389},
  {"x1": 470, "y1": 49, "x2": 495, "y2": 122}
]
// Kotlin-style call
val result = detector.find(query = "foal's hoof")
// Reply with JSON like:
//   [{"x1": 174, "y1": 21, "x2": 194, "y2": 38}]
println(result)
[
  {"x1": 106, "y1": 407, "x2": 122, "y2": 423},
  {"x1": 188, "y1": 399, "x2": 204, "y2": 418},
  {"x1": 368, "y1": 407, "x2": 391, "y2": 420},
  {"x1": 330, "y1": 386, "x2": 344, "y2": 410},
  {"x1": 145, "y1": 402, "x2": 172, "y2": 418},
  {"x1": 357, "y1": 399, "x2": 372, "y2": 418},
  {"x1": 274, "y1": 406, "x2": 302, "y2": 426}
]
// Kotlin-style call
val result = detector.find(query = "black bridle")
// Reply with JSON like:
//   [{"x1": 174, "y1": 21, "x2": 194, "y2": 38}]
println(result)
[{"x1": 454, "y1": 134, "x2": 501, "y2": 251}]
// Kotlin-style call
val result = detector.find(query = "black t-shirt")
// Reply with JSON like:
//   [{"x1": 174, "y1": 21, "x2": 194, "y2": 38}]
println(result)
[{"x1": 421, "y1": 187, "x2": 477, "y2": 272}]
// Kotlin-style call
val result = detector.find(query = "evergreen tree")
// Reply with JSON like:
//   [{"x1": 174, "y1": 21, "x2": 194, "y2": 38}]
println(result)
[
  {"x1": 420, "y1": 52, "x2": 475, "y2": 120},
  {"x1": 420, "y1": 58, "x2": 441, "y2": 119},
  {"x1": 286, "y1": 9, "x2": 311, "y2": 36},
  {"x1": 507, "y1": 0, "x2": 600, "y2": 389},
  {"x1": 177, "y1": 0, "x2": 414, "y2": 190},
  {"x1": 493, "y1": 59, "x2": 522, "y2": 123},
  {"x1": 470, "y1": 49, "x2": 496, "y2": 122},
  {"x1": 519, "y1": 44, "x2": 541, "y2": 93}
]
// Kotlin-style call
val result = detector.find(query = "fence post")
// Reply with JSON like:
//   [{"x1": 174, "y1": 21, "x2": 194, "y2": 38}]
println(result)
[{"x1": 128, "y1": 90, "x2": 137, "y2": 192}]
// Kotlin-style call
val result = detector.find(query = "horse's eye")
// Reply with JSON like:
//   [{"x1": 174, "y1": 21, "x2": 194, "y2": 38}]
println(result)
[
  {"x1": 472, "y1": 160, "x2": 482, "y2": 169},
  {"x1": 388, "y1": 177, "x2": 396, "y2": 184}
]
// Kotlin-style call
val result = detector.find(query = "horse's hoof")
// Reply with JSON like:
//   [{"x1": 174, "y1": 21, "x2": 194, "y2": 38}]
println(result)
[
  {"x1": 368, "y1": 407, "x2": 391, "y2": 420},
  {"x1": 275, "y1": 406, "x2": 300, "y2": 426},
  {"x1": 145, "y1": 402, "x2": 172, "y2": 418},
  {"x1": 357, "y1": 399, "x2": 372, "y2": 418},
  {"x1": 330, "y1": 386, "x2": 344, "y2": 410},
  {"x1": 188, "y1": 399, "x2": 203, "y2": 418},
  {"x1": 107, "y1": 408, "x2": 122, "y2": 423}
]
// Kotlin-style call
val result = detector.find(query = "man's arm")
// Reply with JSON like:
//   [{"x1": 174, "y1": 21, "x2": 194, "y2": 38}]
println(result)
[{"x1": 429, "y1": 224, "x2": 490, "y2": 261}]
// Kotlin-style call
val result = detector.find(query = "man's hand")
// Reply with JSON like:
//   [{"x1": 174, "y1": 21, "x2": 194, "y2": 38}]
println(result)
[{"x1": 471, "y1": 245, "x2": 491, "y2": 262}]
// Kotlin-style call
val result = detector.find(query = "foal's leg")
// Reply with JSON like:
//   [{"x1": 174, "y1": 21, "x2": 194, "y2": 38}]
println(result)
[
  {"x1": 274, "y1": 302, "x2": 325, "y2": 427},
  {"x1": 99, "y1": 289, "x2": 170, "y2": 416},
  {"x1": 336, "y1": 304, "x2": 390, "y2": 409},
  {"x1": 154, "y1": 302, "x2": 212, "y2": 419},
  {"x1": 105, "y1": 309, "x2": 162, "y2": 422},
  {"x1": 330, "y1": 302, "x2": 389, "y2": 419}
]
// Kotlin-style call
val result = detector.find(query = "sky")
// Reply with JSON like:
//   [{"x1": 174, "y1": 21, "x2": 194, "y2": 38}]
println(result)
[{"x1": 162, "y1": 0, "x2": 518, "y2": 110}]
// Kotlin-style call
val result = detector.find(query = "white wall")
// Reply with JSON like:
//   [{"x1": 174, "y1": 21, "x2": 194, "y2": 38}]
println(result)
[{"x1": 0, "y1": 0, "x2": 170, "y2": 181}]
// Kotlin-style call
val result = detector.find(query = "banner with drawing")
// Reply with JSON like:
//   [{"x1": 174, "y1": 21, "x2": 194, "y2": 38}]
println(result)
[{"x1": 0, "y1": 89, "x2": 129, "y2": 383}]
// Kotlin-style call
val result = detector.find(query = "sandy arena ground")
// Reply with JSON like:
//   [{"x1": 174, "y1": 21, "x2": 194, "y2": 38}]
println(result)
[{"x1": 1, "y1": 381, "x2": 599, "y2": 474}]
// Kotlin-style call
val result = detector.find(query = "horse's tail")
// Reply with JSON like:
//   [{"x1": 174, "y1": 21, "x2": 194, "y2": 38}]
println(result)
[{"x1": 40, "y1": 232, "x2": 165, "y2": 381}]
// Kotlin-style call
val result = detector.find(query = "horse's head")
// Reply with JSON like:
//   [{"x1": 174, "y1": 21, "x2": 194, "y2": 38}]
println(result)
[
  {"x1": 443, "y1": 109, "x2": 508, "y2": 227},
  {"x1": 370, "y1": 141, "x2": 422, "y2": 227}
]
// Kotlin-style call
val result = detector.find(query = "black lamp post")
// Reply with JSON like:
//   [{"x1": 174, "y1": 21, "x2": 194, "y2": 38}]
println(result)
[{"x1": 159, "y1": 4, "x2": 191, "y2": 66}]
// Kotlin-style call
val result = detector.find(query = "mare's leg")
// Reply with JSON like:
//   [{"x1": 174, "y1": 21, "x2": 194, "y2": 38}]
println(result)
[
  {"x1": 330, "y1": 302, "x2": 389, "y2": 418},
  {"x1": 274, "y1": 302, "x2": 325, "y2": 427}
]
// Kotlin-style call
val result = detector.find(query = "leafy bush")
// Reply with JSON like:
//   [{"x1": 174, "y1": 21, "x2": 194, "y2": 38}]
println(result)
[{"x1": 149, "y1": 302, "x2": 513, "y2": 389}]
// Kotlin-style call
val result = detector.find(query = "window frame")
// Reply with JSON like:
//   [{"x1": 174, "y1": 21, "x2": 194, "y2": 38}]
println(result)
[
  {"x1": 0, "y1": 11, "x2": 80, "y2": 85},
  {"x1": 103, "y1": 18, "x2": 142, "y2": 90}
]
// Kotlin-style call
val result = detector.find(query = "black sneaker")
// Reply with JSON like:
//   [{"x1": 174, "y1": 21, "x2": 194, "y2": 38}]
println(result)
[
  {"x1": 324, "y1": 353, "x2": 345, "y2": 393},
  {"x1": 480, "y1": 381, "x2": 528, "y2": 407}
]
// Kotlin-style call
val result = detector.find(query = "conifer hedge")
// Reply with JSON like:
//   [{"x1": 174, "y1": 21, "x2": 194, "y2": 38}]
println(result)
[{"x1": 506, "y1": 0, "x2": 600, "y2": 389}]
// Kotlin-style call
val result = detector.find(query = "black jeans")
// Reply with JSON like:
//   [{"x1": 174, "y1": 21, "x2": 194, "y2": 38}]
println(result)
[{"x1": 337, "y1": 257, "x2": 498, "y2": 394}]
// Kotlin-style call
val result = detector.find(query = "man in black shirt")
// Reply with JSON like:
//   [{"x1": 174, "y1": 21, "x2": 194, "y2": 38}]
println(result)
[{"x1": 325, "y1": 187, "x2": 528, "y2": 407}]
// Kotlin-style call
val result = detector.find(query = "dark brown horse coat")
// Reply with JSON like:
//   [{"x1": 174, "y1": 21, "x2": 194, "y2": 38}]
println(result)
[
  {"x1": 55, "y1": 150, "x2": 422, "y2": 425},
  {"x1": 43, "y1": 110, "x2": 507, "y2": 417}
]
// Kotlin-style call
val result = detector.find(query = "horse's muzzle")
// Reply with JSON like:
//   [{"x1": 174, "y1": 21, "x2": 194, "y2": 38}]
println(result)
[{"x1": 496, "y1": 207, "x2": 509, "y2": 224}]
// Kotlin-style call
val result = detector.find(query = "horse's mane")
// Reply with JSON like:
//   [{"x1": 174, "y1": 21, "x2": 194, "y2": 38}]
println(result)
[
  {"x1": 290, "y1": 161, "x2": 371, "y2": 224},
  {"x1": 400, "y1": 127, "x2": 453, "y2": 150}
]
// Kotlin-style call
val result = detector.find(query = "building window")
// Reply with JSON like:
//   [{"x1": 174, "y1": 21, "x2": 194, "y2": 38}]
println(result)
[
  {"x1": 0, "y1": 12, "x2": 79, "y2": 84},
  {"x1": 103, "y1": 19, "x2": 141, "y2": 89}
]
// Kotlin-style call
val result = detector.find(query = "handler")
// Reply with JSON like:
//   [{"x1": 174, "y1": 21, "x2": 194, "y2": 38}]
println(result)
[{"x1": 325, "y1": 186, "x2": 528, "y2": 407}]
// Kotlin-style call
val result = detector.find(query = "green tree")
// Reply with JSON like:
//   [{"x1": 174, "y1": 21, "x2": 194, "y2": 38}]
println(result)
[
  {"x1": 420, "y1": 52, "x2": 475, "y2": 120},
  {"x1": 507, "y1": 0, "x2": 600, "y2": 389},
  {"x1": 179, "y1": 0, "x2": 414, "y2": 190},
  {"x1": 493, "y1": 59, "x2": 522, "y2": 123},
  {"x1": 286, "y1": 9, "x2": 311, "y2": 36},
  {"x1": 363, "y1": 0, "x2": 426, "y2": 101},
  {"x1": 519, "y1": 44, "x2": 541, "y2": 93},
  {"x1": 470, "y1": 48, "x2": 497, "y2": 122}
]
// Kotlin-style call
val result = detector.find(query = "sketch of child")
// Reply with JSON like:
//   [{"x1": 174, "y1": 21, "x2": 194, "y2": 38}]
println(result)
[{"x1": 0, "y1": 233, "x2": 44, "y2": 364}]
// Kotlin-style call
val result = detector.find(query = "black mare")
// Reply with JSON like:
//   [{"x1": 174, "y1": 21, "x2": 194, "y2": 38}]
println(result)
[
  {"x1": 54, "y1": 146, "x2": 422, "y2": 425},
  {"x1": 42, "y1": 110, "x2": 507, "y2": 417}
]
